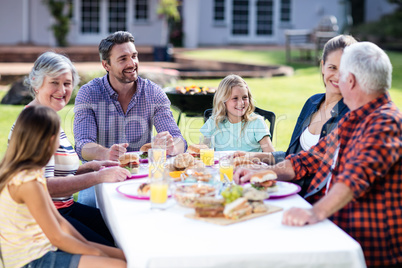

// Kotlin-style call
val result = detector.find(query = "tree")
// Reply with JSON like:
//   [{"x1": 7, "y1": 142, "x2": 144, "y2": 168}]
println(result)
[
  {"x1": 157, "y1": 0, "x2": 181, "y2": 46},
  {"x1": 43, "y1": 0, "x2": 73, "y2": 47}
]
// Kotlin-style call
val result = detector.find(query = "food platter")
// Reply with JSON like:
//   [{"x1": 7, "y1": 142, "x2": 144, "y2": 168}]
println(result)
[{"x1": 185, "y1": 204, "x2": 282, "y2": 225}]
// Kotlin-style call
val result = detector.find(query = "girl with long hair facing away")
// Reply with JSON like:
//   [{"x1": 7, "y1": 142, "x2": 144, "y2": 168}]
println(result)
[
  {"x1": 0, "y1": 106, "x2": 126, "y2": 268},
  {"x1": 200, "y1": 74, "x2": 275, "y2": 152}
]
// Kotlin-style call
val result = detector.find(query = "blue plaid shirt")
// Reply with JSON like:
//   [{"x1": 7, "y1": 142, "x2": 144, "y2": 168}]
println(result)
[{"x1": 73, "y1": 75, "x2": 185, "y2": 160}]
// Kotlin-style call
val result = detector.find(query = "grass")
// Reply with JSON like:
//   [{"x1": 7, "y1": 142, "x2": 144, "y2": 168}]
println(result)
[
  {"x1": 173, "y1": 48, "x2": 402, "y2": 151},
  {"x1": 0, "y1": 47, "x2": 401, "y2": 157}
]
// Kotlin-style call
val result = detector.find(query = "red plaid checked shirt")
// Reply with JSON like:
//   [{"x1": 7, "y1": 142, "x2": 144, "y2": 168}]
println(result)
[{"x1": 287, "y1": 93, "x2": 402, "y2": 267}]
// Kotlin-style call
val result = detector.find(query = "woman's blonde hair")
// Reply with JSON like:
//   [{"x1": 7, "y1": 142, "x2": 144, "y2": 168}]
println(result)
[
  {"x1": 212, "y1": 74, "x2": 256, "y2": 131},
  {"x1": 0, "y1": 106, "x2": 60, "y2": 192}
]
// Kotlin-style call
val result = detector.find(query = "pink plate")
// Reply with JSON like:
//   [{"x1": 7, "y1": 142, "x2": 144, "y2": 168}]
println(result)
[
  {"x1": 116, "y1": 183, "x2": 150, "y2": 200},
  {"x1": 127, "y1": 173, "x2": 148, "y2": 180},
  {"x1": 116, "y1": 183, "x2": 172, "y2": 200}
]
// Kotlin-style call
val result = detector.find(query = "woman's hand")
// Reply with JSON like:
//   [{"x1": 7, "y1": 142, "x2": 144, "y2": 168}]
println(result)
[{"x1": 96, "y1": 166, "x2": 130, "y2": 183}]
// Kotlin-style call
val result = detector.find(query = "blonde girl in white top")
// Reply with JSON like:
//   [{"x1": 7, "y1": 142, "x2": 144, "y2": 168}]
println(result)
[{"x1": 0, "y1": 106, "x2": 126, "y2": 268}]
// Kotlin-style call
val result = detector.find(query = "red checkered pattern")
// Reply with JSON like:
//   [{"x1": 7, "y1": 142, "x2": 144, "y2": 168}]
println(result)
[{"x1": 287, "y1": 93, "x2": 402, "y2": 267}]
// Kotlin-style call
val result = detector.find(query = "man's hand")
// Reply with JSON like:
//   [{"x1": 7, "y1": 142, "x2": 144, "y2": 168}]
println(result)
[
  {"x1": 155, "y1": 131, "x2": 174, "y2": 155},
  {"x1": 282, "y1": 207, "x2": 322, "y2": 226},
  {"x1": 233, "y1": 167, "x2": 256, "y2": 184},
  {"x1": 107, "y1": 143, "x2": 128, "y2": 161},
  {"x1": 97, "y1": 166, "x2": 131, "y2": 183}
]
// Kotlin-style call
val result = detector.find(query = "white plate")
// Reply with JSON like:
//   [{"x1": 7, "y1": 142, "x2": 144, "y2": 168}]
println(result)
[{"x1": 244, "y1": 181, "x2": 301, "y2": 199}]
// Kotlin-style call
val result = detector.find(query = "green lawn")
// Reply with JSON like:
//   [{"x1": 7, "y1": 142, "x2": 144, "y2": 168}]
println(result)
[
  {"x1": 173, "y1": 48, "x2": 402, "y2": 152},
  {"x1": 1, "y1": 48, "x2": 401, "y2": 158}
]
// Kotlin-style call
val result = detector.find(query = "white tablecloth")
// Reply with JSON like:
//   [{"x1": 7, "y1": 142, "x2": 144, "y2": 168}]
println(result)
[{"x1": 96, "y1": 179, "x2": 366, "y2": 268}]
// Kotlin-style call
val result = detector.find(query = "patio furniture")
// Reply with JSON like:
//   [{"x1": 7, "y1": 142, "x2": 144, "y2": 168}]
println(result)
[
  {"x1": 204, "y1": 107, "x2": 276, "y2": 140},
  {"x1": 285, "y1": 15, "x2": 339, "y2": 64}
]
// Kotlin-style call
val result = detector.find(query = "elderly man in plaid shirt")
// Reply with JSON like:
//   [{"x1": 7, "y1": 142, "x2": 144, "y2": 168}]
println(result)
[{"x1": 235, "y1": 42, "x2": 402, "y2": 268}]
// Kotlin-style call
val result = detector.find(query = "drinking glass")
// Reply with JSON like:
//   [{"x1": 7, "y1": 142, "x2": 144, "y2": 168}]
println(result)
[
  {"x1": 152, "y1": 135, "x2": 167, "y2": 150},
  {"x1": 149, "y1": 148, "x2": 166, "y2": 179},
  {"x1": 150, "y1": 177, "x2": 170, "y2": 210},
  {"x1": 219, "y1": 154, "x2": 234, "y2": 182},
  {"x1": 200, "y1": 135, "x2": 214, "y2": 166}
]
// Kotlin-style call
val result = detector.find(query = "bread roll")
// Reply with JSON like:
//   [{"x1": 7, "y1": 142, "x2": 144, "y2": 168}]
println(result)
[
  {"x1": 119, "y1": 153, "x2": 140, "y2": 165},
  {"x1": 173, "y1": 153, "x2": 195, "y2": 170},
  {"x1": 250, "y1": 170, "x2": 277, "y2": 183}
]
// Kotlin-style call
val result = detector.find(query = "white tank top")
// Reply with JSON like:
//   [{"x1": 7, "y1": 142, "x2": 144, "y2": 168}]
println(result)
[{"x1": 300, "y1": 127, "x2": 320, "y2": 151}]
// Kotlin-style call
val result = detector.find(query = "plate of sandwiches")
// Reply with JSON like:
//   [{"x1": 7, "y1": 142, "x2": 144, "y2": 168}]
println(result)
[
  {"x1": 116, "y1": 182, "x2": 172, "y2": 200},
  {"x1": 118, "y1": 152, "x2": 148, "y2": 179},
  {"x1": 243, "y1": 170, "x2": 301, "y2": 199}
]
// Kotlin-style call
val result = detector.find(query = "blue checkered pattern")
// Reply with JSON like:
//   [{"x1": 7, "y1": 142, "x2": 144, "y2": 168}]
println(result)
[{"x1": 74, "y1": 75, "x2": 185, "y2": 160}]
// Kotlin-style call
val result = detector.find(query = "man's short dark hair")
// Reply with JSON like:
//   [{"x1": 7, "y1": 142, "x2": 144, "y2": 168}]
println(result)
[{"x1": 98, "y1": 31, "x2": 135, "y2": 64}]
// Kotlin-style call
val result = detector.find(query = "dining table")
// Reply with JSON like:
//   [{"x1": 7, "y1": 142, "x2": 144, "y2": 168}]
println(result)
[{"x1": 95, "y1": 159, "x2": 367, "y2": 268}]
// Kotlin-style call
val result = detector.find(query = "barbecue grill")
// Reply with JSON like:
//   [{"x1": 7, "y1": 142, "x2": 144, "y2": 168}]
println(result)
[{"x1": 164, "y1": 87, "x2": 215, "y2": 124}]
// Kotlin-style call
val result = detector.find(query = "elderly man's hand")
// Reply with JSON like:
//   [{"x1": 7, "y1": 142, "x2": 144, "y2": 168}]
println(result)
[
  {"x1": 233, "y1": 167, "x2": 256, "y2": 184},
  {"x1": 282, "y1": 207, "x2": 322, "y2": 226},
  {"x1": 107, "y1": 143, "x2": 128, "y2": 161}
]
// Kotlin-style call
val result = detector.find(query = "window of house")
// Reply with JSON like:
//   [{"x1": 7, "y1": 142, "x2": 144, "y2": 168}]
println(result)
[
  {"x1": 109, "y1": 0, "x2": 127, "y2": 32},
  {"x1": 81, "y1": 0, "x2": 100, "y2": 33},
  {"x1": 280, "y1": 0, "x2": 291, "y2": 22},
  {"x1": 135, "y1": 0, "x2": 148, "y2": 21},
  {"x1": 256, "y1": 0, "x2": 273, "y2": 35},
  {"x1": 214, "y1": 0, "x2": 225, "y2": 24}
]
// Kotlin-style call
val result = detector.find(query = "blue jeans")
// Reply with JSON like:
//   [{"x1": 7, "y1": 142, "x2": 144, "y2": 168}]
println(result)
[
  {"x1": 77, "y1": 186, "x2": 97, "y2": 208},
  {"x1": 23, "y1": 250, "x2": 81, "y2": 268}
]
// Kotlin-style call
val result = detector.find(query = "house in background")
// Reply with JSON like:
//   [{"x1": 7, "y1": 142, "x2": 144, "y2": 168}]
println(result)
[{"x1": 0, "y1": 0, "x2": 397, "y2": 48}]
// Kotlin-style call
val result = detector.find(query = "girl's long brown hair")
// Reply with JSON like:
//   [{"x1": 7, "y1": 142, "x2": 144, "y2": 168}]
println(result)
[{"x1": 0, "y1": 106, "x2": 60, "y2": 192}]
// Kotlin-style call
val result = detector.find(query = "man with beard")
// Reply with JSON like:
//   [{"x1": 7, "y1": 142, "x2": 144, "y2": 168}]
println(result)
[{"x1": 74, "y1": 31, "x2": 186, "y2": 206}]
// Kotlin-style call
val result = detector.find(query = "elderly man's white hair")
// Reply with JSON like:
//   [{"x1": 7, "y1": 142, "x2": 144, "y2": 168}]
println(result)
[{"x1": 340, "y1": 42, "x2": 392, "y2": 94}]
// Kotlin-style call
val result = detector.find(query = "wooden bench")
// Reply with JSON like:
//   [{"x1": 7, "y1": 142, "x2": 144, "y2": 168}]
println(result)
[{"x1": 285, "y1": 15, "x2": 339, "y2": 65}]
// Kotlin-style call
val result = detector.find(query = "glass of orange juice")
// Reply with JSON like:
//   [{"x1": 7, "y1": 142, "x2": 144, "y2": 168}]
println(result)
[
  {"x1": 150, "y1": 178, "x2": 170, "y2": 210},
  {"x1": 200, "y1": 135, "x2": 214, "y2": 166},
  {"x1": 219, "y1": 155, "x2": 234, "y2": 182}
]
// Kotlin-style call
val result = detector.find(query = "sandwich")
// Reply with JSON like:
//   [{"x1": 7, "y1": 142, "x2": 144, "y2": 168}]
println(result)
[
  {"x1": 139, "y1": 143, "x2": 152, "y2": 158},
  {"x1": 243, "y1": 187, "x2": 269, "y2": 201},
  {"x1": 118, "y1": 152, "x2": 140, "y2": 174},
  {"x1": 250, "y1": 170, "x2": 278, "y2": 193},
  {"x1": 187, "y1": 144, "x2": 209, "y2": 158},
  {"x1": 173, "y1": 153, "x2": 195, "y2": 171},
  {"x1": 137, "y1": 183, "x2": 150, "y2": 196},
  {"x1": 193, "y1": 196, "x2": 225, "y2": 218},
  {"x1": 223, "y1": 197, "x2": 253, "y2": 220}
]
